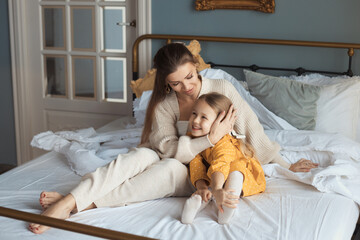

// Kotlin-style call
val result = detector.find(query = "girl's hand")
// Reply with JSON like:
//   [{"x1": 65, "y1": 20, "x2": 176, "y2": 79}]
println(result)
[
  {"x1": 212, "y1": 188, "x2": 239, "y2": 213},
  {"x1": 208, "y1": 105, "x2": 237, "y2": 145},
  {"x1": 193, "y1": 189, "x2": 212, "y2": 202},
  {"x1": 289, "y1": 158, "x2": 319, "y2": 172}
]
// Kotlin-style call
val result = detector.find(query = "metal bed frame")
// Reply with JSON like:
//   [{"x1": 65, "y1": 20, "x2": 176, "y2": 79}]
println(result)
[
  {"x1": 132, "y1": 34, "x2": 360, "y2": 80},
  {"x1": 1, "y1": 34, "x2": 360, "y2": 240}
]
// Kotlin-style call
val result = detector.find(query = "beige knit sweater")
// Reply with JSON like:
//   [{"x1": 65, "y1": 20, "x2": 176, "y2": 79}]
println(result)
[{"x1": 147, "y1": 77, "x2": 290, "y2": 169}]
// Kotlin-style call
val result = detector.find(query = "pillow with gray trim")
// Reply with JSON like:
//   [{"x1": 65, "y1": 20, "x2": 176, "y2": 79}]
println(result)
[
  {"x1": 244, "y1": 70, "x2": 320, "y2": 130},
  {"x1": 284, "y1": 73, "x2": 360, "y2": 140}
]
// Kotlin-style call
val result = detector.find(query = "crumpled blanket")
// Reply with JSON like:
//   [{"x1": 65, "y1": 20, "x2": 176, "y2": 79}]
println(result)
[
  {"x1": 264, "y1": 129, "x2": 360, "y2": 205},
  {"x1": 31, "y1": 126, "x2": 360, "y2": 205},
  {"x1": 31, "y1": 127, "x2": 143, "y2": 176}
]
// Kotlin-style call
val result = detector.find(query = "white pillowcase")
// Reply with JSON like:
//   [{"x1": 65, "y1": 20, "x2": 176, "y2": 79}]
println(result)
[
  {"x1": 132, "y1": 68, "x2": 296, "y2": 130},
  {"x1": 287, "y1": 74, "x2": 360, "y2": 141},
  {"x1": 134, "y1": 72, "x2": 360, "y2": 141},
  {"x1": 132, "y1": 90, "x2": 152, "y2": 127},
  {"x1": 198, "y1": 69, "x2": 297, "y2": 130}
]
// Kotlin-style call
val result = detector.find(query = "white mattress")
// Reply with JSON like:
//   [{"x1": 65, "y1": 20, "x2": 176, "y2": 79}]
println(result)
[{"x1": 0, "y1": 118, "x2": 358, "y2": 240}]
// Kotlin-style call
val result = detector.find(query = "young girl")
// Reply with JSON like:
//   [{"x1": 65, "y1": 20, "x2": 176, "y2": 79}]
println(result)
[{"x1": 181, "y1": 93, "x2": 266, "y2": 224}]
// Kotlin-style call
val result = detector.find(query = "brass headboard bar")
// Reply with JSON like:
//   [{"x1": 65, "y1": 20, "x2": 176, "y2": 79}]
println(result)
[
  {"x1": 0, "y1": 206, "x2": 156, "y2": 240},
  {"x1": 132, "y1": 34, "x2": 360, "y2": 78}
]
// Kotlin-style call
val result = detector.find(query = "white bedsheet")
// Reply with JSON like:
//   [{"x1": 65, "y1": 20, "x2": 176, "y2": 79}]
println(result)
[
  {"x1": 31, "y1": 117, "x2": 360, "y2": 207},
  {"x1": 0, "y1": 118, "x2": 358, "y2": 240},
  {"x1": 0, "y1": 153, "x2": 357, "y2": 240}
]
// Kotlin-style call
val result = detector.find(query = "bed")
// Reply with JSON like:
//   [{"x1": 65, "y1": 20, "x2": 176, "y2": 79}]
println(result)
[{"x1": 1, "y1": 34, "x2": 360, "y2": 240}]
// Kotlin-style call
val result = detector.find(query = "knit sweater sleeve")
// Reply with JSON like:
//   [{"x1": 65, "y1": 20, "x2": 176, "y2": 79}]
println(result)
[
  {"x1": 218, "y1": 79, "x2": 290, "y2": 169},
  {"x1": 148, "y1": 98, "x2": 213, "y2": 162}
]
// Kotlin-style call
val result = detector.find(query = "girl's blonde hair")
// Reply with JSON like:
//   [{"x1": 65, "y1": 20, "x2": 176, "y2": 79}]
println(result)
[
  {"x1": 141, "y1": 43, "x2": 198, "y2": 144},
  {"x1": 198, "y1": 92, "x2": 255, "y2": 158}
]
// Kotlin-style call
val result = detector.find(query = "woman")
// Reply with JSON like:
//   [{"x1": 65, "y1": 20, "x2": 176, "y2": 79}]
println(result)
[{"x1": 29, "y1": 43, "x2": 317, "y2": 234}]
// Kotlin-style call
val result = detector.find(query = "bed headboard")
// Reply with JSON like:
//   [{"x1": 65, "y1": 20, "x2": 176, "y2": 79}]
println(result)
[{"x1": 132, "y1": 34, "x2": 360, "y2": 80}]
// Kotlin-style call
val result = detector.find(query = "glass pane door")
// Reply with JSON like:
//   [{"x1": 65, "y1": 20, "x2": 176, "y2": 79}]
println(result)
[{"x1": 41, "y1": 0, "x2": 128, "y2": 103}]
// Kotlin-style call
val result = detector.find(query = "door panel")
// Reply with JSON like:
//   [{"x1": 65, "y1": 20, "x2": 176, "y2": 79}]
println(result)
[
  {"x1": 71, "y1": 6, "x2": 95, "y2": 51},
  {"x1": 22, "y1": 0, "x2": 136, "y2": 161},
  {"x1": 102, "y1": 6, "x2": 126, "y2": 53},
  {"x1": 102, "y1": 57, "x2": 127, "y2": 101},
  {"x1": 43, "y1": 6, "x2": 66, "y2": 49},
  {"x1": 72, "y1": 56, "x2": 96, "y2": 99},
  {"x1": 44, "y1": 55, "x2": 67, "y2": 97}
]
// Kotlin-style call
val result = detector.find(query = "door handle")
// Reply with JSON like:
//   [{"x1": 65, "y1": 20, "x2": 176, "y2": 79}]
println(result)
[{"x1": 116, "y1": 20, "x2": 136, "y2": 27}]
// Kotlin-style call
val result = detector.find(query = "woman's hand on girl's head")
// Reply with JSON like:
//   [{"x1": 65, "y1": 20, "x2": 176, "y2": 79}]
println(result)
[
  {"x1": 289, "y1": 158, "x2": 319, "y2": 172},
  {"x1": 208, "y1": 104, "x2": 237, "y2": 145},
  {"x1": 194, "y1": 189, "x2": 212, "y2": 202},
  {"x1": 212, "y1": 189, "x2": 239, "y2": 213}
]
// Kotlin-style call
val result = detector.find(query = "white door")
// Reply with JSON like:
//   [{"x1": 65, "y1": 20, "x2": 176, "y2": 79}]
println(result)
[{"x1": 10, "y1": 0, "x2": 148, "y2": 164}]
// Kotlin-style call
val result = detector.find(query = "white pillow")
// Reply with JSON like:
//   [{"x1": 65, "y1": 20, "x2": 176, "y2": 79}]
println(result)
[
  {"x1": 132, "y1": 90, "x2": 152, "y2": 127},
  {"x1": 132, "y1": 68, "x2": 296, "y2": 131},
  {"x1": 200, "y1": 68, "x2": 249, "y2": 90},
  {"x1": 200, "y1": 68, "x2": 296, "y2": 130},
  {"x1": 287, "y1": 74, "x2": 360, "y2": 141}
]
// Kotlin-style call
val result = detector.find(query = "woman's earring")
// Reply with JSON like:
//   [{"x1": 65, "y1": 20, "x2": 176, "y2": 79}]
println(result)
[{"x1": 165, "y1": 85, "x2": 171, "y2": 94}]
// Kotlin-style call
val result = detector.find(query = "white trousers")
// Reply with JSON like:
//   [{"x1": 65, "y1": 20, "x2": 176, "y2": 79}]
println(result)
[{"x1": 70, "y1": 147, "x2": 194, "y2": 211}]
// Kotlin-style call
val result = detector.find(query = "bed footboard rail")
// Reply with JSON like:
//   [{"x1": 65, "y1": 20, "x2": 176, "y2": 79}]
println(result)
[
  {"x1": 0, "y1": 206, "x2": 156, "y2": 240},
  {"x1": 132, "y1": 34, "x2": 360, "y2": 79}
]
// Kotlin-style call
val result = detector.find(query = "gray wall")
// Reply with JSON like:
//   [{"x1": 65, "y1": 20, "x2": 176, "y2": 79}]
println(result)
[
  {"x1": 152, "y1": 0, "x2": 360, "y2": 79},
  {"x1": 0, "y1": 0, "x2": 17, "y2": 166},
  {"x1": 1, "y1": 0, "x2": 359, "y2": 167}
]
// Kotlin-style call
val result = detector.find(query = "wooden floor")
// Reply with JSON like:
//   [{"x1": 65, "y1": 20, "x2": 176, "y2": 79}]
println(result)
[{"x1": 0, "y1": 164, "x2": 16, "y2": 174}]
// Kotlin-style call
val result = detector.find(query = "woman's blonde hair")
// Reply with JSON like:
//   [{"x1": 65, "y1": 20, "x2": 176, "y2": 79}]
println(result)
[
  {"x1": 141, "y1": 43, "x2": 198, "y2": 144},
  {"x1": 198, "y1": 92, "x2": 255, "y2": 158}
]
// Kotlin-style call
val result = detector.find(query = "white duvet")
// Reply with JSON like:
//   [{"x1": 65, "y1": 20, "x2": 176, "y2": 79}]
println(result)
[
  {"x1": 3, "y1": 118, "x2": 358, "y2": 240},
  {"x1": 31, "y1": 125, "x2": 143, "y2": 176},
  {"x1": 265, "y1": 129, "x2": 360, "y2": 205},
  {"x1": 31, "y1": 124, "x2": 360, "y2": 206}
]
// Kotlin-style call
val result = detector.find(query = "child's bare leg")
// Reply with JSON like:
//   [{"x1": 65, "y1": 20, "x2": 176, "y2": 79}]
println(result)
[
  {"x1": 29, "y1": 193, "x2": 95, "y2": 234},
  {"x1": 39, "y1": 191, "x2": 63, "y2": 209},
  {"x1": 218, "y1": 171, "x2": 243, "y2": 224}
]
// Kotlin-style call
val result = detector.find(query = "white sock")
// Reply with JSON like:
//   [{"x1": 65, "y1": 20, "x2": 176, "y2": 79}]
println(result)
[
  {"x1": 218, "y1": 171, "x2": 243, "y2": 224},
  {"x1": 181, "y1": 194, "x2": 209, "y2": 224}
]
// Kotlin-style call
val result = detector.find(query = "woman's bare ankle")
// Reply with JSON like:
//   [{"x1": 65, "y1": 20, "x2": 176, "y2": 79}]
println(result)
[{"x1": 59, "y1": 194, "x2": 77, "y2": 212}]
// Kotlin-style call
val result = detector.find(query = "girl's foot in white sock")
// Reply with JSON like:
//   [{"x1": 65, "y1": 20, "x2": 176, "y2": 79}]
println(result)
[
  {"x1": 181, "y1": 194, "x2": 209, "y2": 224},
  {"x1": 218, "y1": 171, "x2": 243, "y2": 224},
  {"x1": 218, "y1": 206, "x2": 236, "y2": 224}
]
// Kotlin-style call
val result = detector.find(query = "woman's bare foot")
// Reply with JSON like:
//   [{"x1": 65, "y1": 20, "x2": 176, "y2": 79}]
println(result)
[
  {"x1": 39, "y1": 191, "x2": 63, "y2": 210},
  {"x1": 29, "y1": 194, "x2": 76, "y2": 234}
]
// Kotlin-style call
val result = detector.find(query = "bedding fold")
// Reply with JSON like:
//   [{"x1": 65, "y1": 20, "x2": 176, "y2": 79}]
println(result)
[
  {"x1": 30, "y1": 123, "x2": 360, "y2": 206},
  {"x1": 31, "y1": 127, "x2": 143, "y2": 176},
  {"x1": 264, "y1": 129, "x2": 360, "y2": 204}
]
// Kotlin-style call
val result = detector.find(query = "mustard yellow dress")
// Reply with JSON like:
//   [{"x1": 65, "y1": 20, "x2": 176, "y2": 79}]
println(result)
[{"x1": 189, "y1": 134, "x2": 266, "y2": 197}]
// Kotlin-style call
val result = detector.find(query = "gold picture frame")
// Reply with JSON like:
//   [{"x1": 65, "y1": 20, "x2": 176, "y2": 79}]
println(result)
[{"x1": 195, "y1": 0, "x2": 275, "y2": 13}]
